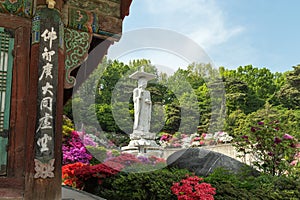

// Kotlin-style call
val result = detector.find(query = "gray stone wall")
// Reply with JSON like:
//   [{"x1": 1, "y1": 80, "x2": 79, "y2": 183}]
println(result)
[{"x1": 163, "y1": 144, "x2": 254, "y2": 165}]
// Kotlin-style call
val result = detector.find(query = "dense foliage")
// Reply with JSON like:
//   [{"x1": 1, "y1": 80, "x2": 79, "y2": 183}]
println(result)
[
  {"x1": 63, "y1": 161, "x2": 300, "y2": 200},
  {"x1": 65, "y1": 57, "x2": 300, "y2": 142},
  {"x1": 205, "y1": 168, "x2": 300, "y2": 200},
  {"x1": 62, "y1": 60, "x2": 300, "y2": 199},
  {"x1": 97, "y1": 168, "x2": 193, "y2": 200}
]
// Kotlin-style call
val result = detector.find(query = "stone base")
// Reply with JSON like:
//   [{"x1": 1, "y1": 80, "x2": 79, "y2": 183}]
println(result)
[
  {"x1": 130, "y1": 131, "x2": 156, "y2": 140},
  {"x1": 121, "y1": 138, "x2": 163, "y2": 158},
  {"x1": 121, "y1": 146, "x2": 139, "y2": 155},
  {"x1": 127, "y1": 138, "x2": 158, "y2": 147}
]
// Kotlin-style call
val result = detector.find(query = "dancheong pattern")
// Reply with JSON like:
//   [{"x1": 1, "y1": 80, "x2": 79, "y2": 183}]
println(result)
[
  {"x1": 0, "y1": 0, "x2": 33, "y2": 17},
  {"x1": 64, "y1": 28, "x2": 92, "y2": 89},
  {"x1": 67, "y1": 0, "x2": 120, "y2": 18}
]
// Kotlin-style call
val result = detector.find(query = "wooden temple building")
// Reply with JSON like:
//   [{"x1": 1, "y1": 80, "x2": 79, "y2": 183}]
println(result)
[{"x1": 0, "y1": 0, "x2": 132, "y2": 199}]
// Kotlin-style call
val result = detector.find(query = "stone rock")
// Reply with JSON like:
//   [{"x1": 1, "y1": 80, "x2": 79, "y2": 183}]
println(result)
[{"x1": 167, "y1": 148, "x2": 259, "y2": 177}]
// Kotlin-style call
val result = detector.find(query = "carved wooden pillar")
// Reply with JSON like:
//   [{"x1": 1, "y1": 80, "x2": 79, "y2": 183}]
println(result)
[{"x1": 24, "y1": 1, "x2": 64, "y2": 199}]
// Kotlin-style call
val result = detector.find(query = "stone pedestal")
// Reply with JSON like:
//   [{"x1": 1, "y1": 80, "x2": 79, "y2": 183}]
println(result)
[{"x1": 121, "y1": 133, "x2": 163, "y2": 158}]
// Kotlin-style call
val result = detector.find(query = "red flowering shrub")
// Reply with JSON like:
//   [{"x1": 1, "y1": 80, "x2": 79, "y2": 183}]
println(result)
[
  {"x1": 171, "y1": 175, "x2": 216, "y2": 200},
  {"x1": 62, "y1": 161, "x2": 124, "y2": 189},
  {"x1": 62, "y1": 162, "x2": 87, "y2": 188},
  {"x1": 91, "y1": 161, "x2": 124, "y2": 184}
]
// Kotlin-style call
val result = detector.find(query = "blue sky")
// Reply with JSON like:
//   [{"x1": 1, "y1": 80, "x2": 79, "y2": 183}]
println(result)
[{"x1": 110, "y1": 0, "x2": 300, "y2": 73}]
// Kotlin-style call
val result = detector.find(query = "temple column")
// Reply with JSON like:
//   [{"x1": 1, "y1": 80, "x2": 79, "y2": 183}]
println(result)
[{"x1": 24, "y1": 1, "x2": 64, "y2": 199}]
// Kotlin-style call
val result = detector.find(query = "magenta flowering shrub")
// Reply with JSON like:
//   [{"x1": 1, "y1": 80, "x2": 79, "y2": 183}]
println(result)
[
  {"x1": 159, "y1": 133, "x2": 173, "y2": 148},
  {"x1": 190, "y1": 133, "x2": 206, "y2": 147},
  {"x1": 62, "y1": 131, "x2": 93, "y2": 165},
  {"x1": 159, "y1": 132, "x2": 191, "y2": 148},
  {"x1": 235, "y1": 120, "x2": 299, "y2": 176},
  {"x1": 82, "y1": 135, "x2": 98, "y2": 147}
]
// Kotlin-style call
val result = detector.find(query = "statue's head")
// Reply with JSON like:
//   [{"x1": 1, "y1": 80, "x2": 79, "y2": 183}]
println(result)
[{"x1": 138, "y1": 78, "x2": 148, "y2": 89}]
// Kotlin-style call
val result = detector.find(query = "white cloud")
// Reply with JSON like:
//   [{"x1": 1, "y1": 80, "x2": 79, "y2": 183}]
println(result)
[
  {"x1": 142, "y1": 0, "x2": 244, "y2": 50},
  {"x1": 119, "y1": 0, "x2": 256, "y2": 71},
  {"x1": 116, "y1": 49, "x2": 189, "y2": 74}
]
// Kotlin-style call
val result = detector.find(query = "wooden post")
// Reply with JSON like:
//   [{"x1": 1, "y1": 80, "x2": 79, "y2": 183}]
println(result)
[
  {"x1": 24, "y1": 3, "x2": 64, "y2": 200},
  {"x1": 0, "y1": 13, "x2": 31, "y2": 199}
]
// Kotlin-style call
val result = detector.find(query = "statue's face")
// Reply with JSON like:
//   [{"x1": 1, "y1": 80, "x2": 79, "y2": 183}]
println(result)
[{"x1": 138, "y1": 79, "x2": 147, "y2": 89}]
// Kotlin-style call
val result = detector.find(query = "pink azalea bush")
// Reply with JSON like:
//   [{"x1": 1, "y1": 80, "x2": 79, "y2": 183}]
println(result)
[{"x1": 171, "y1": 175, "x2": 216, "y2": 200}]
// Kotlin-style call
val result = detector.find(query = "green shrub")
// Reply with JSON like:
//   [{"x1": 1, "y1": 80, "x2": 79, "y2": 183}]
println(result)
[
  {"x1": 104, "y1": 132, "x2": 130, "y2": 147},
  {"x1": 204, "y1": 168, "x2": 300, "y2": 200},
  {"x1": 79, "y1": 165, "x2": 300, "y2": 200},
  {"x1": 62, "y1": 116, "x2": 74, "y2": 136},
  {"x1": 111, "y1": 149, "x2": 121, "y2": 157},
  {"x1": 123, "y1": 162, "x2": 167, "y2": 173},
  {"x1": 97, "y1": 167, "x2": 192, "y2": 200},
  {"x1": 271, "y1": 176, "x2": 300, "y2": 199}
]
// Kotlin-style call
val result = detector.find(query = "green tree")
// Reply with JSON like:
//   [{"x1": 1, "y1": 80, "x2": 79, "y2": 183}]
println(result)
[
  {"x1": 195, "y1": 84, "x2": 211, "y2": 133},
  {"x1": 274, "y1": 65, "x2": 300, "y2": 109},
  {"x1": 236, "y1": 65, "x2": 277, "y2": 100},
  {"x1": 224, "y1": 77, "x2": 264, "y2": 115},
  {"x1": 96, "y1": 59, "x2": 131, "y2": 104},
  {"x1": 95, "y1": 59, "x2": 163, "y2": 134},
  {"x1": 221, "y1": 65, "x2": 279, "y2": 102},
  {"x1": 207, "y1": 79, "x2": 226, "y2": 133},
  {"x1": 163, "y1": 100, "x2": 181, "y2": 133},
  {"x1": 225, "y1": 109, "x2": 247, "y2": 137},
  {"x1": 163, "y1": 67, "x2": 201, "y2": 134}
]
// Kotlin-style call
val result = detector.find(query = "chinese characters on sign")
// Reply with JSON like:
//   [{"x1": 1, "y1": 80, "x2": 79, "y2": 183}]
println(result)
[
  {"x1": 34, "y1": 26, "x2": 58, "y2": 179},
  {"x1": 37, "y1": 27, "x2": 56, "y2": 149}
]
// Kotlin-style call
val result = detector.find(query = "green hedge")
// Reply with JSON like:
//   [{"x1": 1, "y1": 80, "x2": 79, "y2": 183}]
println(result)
[
  {"x1": 96, "y1": 167, "x2": 192, "y2": 200},
  {"x1": 205, "y1": 168, "x2": 300, "y2": 200},
  {"x1": 82, "y1": 166, "x2": 300, "y2": 200}
]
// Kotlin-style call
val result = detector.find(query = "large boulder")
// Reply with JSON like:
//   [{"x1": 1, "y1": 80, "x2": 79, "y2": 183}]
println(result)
[{"x1": 167, "y1": 148, "x2": 259, "y2": 176}]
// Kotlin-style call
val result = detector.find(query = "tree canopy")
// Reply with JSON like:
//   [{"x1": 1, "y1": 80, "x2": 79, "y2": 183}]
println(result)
[{"x1": 64, "y1": 59, "x2": 300, "y2": 144}]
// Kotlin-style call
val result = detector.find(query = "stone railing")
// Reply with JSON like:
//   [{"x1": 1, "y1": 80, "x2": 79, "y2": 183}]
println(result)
[{"x1": 162, "y1": 144, "x2": 254, "y2": 165}]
